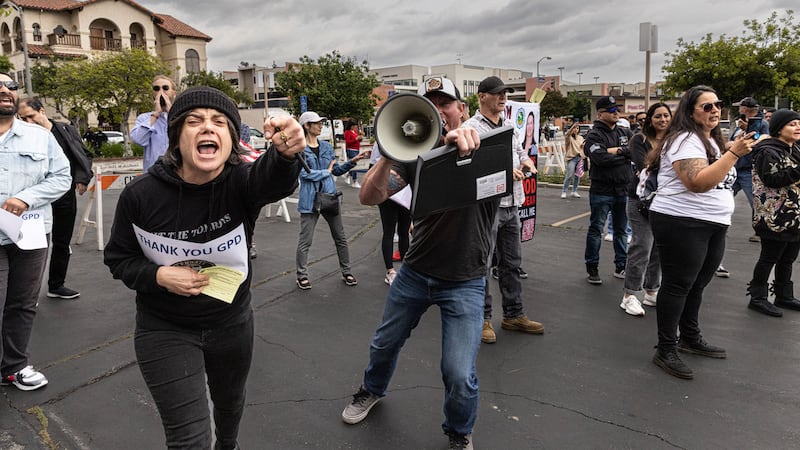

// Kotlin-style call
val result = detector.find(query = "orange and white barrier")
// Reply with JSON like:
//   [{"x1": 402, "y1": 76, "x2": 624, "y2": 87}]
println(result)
[
  {"x1": 539, "y1": 142, "x2": 566, "y2": 175},
  {"x1": 77, "y1": 166, "x2": 142, "y2": 250}
]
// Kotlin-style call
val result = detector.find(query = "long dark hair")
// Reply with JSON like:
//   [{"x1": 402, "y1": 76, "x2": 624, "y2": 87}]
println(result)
[
  {"x1": 646, "y1": 85, "x2": 725, "y2": 171},
  {"x1": 162, "y1": 109, "x2": 241, "y2": 169}
]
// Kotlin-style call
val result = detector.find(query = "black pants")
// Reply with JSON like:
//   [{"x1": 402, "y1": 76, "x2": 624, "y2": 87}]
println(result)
[
  {"x1": 751, "y1": 237, "x2": 800, "y2": 285},
  {"x1": 134, "y1": 313, "x2": 254, "y2": 450},
  {"x1": 48, "y1": 188, "x2": 77, "y2": 290},
  {"x1": 650, "y1": 212, "x2": 727, "y2": 350},
  {"x1": 378, "y1": 200, "x2": 411, "y2": 270}
]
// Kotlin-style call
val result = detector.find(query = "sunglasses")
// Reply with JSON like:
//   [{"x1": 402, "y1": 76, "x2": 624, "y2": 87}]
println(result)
[
  {"x1": 0, "y1": 80, "x2": 19, "y2": 91},
  {"x1": 698, "y1": 101, "x2": 723, "y2": 112},
  {"x1": 152, "y1": 85, "x2": 170, "y2": 91},
  {"x1": 600, "y1": 107, "x2": 620, "y2": 113}
]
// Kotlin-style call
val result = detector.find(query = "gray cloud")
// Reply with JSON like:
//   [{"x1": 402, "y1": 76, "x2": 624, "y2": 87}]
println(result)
[{"x1": 138, "y1": 0, "x2": 792, "y2": 83}]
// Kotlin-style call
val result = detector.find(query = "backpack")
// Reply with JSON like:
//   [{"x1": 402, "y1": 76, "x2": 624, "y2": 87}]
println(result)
[{"x1": 635, "y1": 166, "x2": 658, "y2": 218}]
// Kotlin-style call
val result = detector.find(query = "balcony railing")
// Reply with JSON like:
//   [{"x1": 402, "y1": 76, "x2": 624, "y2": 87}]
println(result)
[
  {"x1": 48, "y1": 33, "x2": 81, "y2": 47},
  {"x1": 130, "y1": 39, "x2": 146, "y2": 50},
  {"x1": 90, "y1": 36, "x2": 122, "y2": 51},
  {"x1": 1, "y1": 41, "x2": 10, "y2": 54}
]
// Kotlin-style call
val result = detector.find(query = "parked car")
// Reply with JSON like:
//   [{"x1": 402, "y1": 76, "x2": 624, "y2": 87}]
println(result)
[
  {"x1": 102, "y1": 131, "x2": 124, "y2": 144},
  {"x1": 248, "y1": 127, "x2": 266, "y2": 150},
  {"x1": 718, "y1": 119, "x2": 731, "y2": 139}
]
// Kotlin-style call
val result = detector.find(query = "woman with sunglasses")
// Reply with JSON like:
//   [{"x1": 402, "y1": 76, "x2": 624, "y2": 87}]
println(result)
[
  {"x1": 619, "y1": 102, "x2": 672, "y2": 316},
  {"x1": 648, "y1": 86, "x2": 754, "y2": 380},
  {"x1": 746, "y1": 109, "x2": 800, "y2": 317}
]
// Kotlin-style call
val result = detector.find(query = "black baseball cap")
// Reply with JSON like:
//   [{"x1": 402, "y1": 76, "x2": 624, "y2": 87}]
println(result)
[
  {"x1": 477, "y1": 76, "x2": 514, "y2": 94},
  {"x1": 596, "y1": 96, "x2": 619, "y2": 111}
]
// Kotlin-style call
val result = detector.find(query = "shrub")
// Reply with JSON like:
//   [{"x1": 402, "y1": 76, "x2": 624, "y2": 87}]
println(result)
[{"x1": 97, "y1": 142, "x2": 145, "y2": 158}]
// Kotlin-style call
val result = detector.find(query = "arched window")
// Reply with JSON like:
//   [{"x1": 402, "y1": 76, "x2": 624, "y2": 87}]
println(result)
[
  {"x1": 32, "y1": 23, "x2": 41, "y2": 42},
  {"x1": 185, "y1": 49, "x2": 200, "y2": 73}
]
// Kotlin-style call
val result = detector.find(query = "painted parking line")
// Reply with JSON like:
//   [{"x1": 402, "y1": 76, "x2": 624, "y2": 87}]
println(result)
[{"x1": 552, "y1": 211, "x2": 590, "y2": 227}]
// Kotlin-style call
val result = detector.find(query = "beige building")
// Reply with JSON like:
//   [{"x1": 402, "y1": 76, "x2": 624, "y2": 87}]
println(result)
[{"x1": 1, "y1": 0, "x2": 211, "y2": 92}]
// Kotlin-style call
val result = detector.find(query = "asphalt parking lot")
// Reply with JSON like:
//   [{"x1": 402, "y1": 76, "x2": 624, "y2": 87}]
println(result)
[{"x1": 2, "y1": 172, "x2": 799, "y2": 449}]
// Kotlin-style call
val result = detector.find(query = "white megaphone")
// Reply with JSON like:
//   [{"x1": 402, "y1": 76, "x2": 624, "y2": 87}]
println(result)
[{"x1": 374, "y1": 92, "x2": 443, "y2": 163}]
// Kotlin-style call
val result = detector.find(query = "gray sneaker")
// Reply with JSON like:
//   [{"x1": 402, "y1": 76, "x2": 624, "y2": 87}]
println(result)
[{"x1": 342, "y1": 386, "x2": 381, "y2": 424}]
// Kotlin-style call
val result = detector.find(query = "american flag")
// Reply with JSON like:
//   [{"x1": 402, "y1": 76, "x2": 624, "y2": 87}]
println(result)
[
  {"x1": 575, "y1": 158, "x2": 585, "y2": 178},
  {"x1": 239, "y1": 140, "x2": 263, "y2": 163}
]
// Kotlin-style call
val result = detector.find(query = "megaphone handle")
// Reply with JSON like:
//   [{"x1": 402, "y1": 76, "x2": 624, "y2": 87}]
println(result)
[{"x1": 297, "y1": 153, "x2": 311, "y2": 173}]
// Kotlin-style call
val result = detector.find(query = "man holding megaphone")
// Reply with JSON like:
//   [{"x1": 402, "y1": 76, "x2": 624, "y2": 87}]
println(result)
[{"x1": 342, "y1": 77, "x2": 490, "y2": 450}]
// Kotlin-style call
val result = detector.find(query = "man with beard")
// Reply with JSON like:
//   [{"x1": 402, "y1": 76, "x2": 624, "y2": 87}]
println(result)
[
  {"x1": 17, "y1": 97, "x2": 94, "y2": 299},
  {"x1": 0, "y1": 73, "x2": 72, "y2": 391}
]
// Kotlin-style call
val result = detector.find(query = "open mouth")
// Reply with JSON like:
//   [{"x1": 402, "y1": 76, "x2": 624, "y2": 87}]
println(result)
[{"x1": 197, "y1": 140, "x2": 218, "y2": 156}]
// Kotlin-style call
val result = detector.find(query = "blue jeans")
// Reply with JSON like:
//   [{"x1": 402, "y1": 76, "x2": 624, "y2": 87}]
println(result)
[
  {"x1": 363, "y1": 265, "x2": 485, "y2": 436},
  {"x1": 562, "y1": 156, "x2": 581, "y2": 193},
  {"x1": 585, "y1": 193, "x2": 628, "y2": 270},
  {"x1": 346, "y1": 149, "x2": 359, "y2": 181},
  {"x1": 733, "y1": 168, "x2": 753, "y2": 208}
]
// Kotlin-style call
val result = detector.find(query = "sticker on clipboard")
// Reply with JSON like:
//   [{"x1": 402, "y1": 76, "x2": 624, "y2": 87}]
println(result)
[{"x1": 476, "y1": 170, "x2": 507, "y2": 200}]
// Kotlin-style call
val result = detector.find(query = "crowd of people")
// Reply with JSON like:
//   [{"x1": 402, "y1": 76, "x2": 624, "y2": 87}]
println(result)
[{"x1": 2, "y1": 70, "x2": 800, "y2": 449}]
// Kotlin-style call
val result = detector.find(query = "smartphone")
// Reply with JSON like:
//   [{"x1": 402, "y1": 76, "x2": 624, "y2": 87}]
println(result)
[{"x1": 746, "y1": 117, "x2": 762, "y2": 139}]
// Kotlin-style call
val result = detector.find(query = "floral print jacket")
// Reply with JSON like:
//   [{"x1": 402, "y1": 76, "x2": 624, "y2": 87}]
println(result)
[{"x1": 752, "y1": 138, "x2": 800, "y2": 241}]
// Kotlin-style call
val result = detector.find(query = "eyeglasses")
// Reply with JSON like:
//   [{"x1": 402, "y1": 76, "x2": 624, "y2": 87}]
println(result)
[
  {"x1": 0, "y1": 80, "x2": 19, "y2": 91},
  {"x1": 698, "y1": 101, "x2": 723, "y2": 112},
  {"x1": 152, "y1": 85, "x2": 170, "y2": 91}
]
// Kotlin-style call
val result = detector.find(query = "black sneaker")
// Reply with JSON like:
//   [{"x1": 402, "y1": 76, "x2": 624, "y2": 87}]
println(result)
[
  {"x1": 653, "y1": 349, "x2": 694, "y2": 379},
  {"x1": 342, "y1": 386, "x2": 381, "y2": 424},
  {"x1": 447, "y1": 433, "x2": 474, "y2": 450},
  {"x1": 249, "y1": 245, "x2": 257, "y2": 259},
  {"x1": 517, "y1": 267, "x2": 528, "y2": 279},
  {"x1": 677, "y1": 337, "x2": 727, "y2": 359},
  {"x1": 47, "y1": 286, "x2": 80, "y2": 299},
  {"x1": 587, "y1": 266, "x2": 602, "y2": 285}
]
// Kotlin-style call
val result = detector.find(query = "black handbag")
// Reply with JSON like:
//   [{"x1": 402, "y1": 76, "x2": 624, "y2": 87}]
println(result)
[{"x1": 314, "y1": 191, "x2": 341, "y2": 214}]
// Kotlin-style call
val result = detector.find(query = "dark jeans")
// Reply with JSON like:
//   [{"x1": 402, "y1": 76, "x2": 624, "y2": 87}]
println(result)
[
  {"x1": 48, "y1": 188, "x2": 77, "y2": 290},
  {"x1": 378, "y1": 200, "x2": 411, "y2": 270},
  {"x1": 134, "y1": 313, "x2": 254, "y2": 450},
  {"x1": 751, "y1": 238, "x2": 800, "y2": 285},
  {"x1": 484, "y1": 206, "x2": 525, "y2": 320},
  {"x1": 650, "y1": 212, "x2": 727, "y2": 350},
  {"x1": 585, "y1": 193, "x2": 628, "y2": 269},
  {"x1": 1, "y1": 243, "x2": 48, "y2": 376}
]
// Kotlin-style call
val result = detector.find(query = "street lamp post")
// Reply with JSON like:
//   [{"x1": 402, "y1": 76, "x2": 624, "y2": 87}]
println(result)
[
  {"x1": 593, "y1": 76, "x2": 599, "y2": 84},
  {"x1": 536, "y1": 56, "x2": 551, "y2": 78},
  {"x1": 576, "y1": 72, "x2": 583, "y2": 84},
  {"x1": 557, "y1": 66, "x2": 565, "y2": 80},
  {"x1": 1, "y1": 2, "x2": 33, "y2": 95}
]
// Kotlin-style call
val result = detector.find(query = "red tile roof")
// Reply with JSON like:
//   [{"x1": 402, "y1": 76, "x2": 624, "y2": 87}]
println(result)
[
  {"x1": 11, "y1": 0, "x2": 211, "y2": 41},
  {"x1": 27, "y1": 44, "x2": 86, "y2": 59}
]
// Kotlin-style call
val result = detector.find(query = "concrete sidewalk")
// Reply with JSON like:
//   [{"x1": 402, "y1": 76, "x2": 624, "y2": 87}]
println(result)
[{"x1": 2, "y1": 178, "x2": 798, "y2": 449}]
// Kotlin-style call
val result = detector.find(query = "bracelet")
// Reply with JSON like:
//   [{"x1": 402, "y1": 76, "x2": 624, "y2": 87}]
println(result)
[{"x1": 728, "y1": 150, "x2": 741, "y2": 158}]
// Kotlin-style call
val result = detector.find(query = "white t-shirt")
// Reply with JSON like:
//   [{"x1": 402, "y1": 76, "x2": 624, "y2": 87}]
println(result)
[{"x1": 649, "y1": 132, "x2": 737, "y2": 225}]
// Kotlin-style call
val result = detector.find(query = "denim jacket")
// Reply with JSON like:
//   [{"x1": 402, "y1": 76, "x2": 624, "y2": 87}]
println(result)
[
  {"x1": 0, "y1": 119, "x2": 72, "y2": 244},
  {"x1": 296, "y1": 139, "x2": 356, "y2": 213}
]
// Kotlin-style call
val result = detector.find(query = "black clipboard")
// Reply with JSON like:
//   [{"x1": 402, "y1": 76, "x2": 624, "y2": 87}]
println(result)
[{"x1": 411, "y1": 126, "x2": 514, "y2": 218}]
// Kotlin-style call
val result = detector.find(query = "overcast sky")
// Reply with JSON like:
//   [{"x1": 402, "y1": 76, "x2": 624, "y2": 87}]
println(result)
[{"x1": 140, "y1": 0, "x2": 795, "y2": 84}]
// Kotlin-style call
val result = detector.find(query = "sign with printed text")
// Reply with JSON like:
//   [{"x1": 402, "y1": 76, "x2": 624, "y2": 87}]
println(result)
[{"x1": 505, "y1": 101, "x2": 539, "y2": 242}]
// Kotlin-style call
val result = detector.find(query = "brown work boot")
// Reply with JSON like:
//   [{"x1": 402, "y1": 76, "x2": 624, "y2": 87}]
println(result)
[
  {"x1": 481, "y1": 320, "x2": 496, "y2": 344},
  {"x1": 501, "y1": 315, "x2": 544, "y2": 334}
]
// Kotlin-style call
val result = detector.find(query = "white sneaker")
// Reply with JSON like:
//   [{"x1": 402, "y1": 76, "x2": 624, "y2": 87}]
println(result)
[
  {"x1": 2, "y1": 366, "x2": 48, "y2": 391},
  {"x1": 345, "y1": 177, "x2": 351, "y2": 185},
  {"x1": 620, "y1": 294, "x2": 645, "y2": 316},
  {"x1": 604, "y1": 233, "x2": 613, "y2": 242},
  {"x1": 560, "y1": 192, "x2": 567, "y2": 199},
  {"x1": 571, "y1": 191, "x2": 581, "y2": 198},
  {"x1": 642, "y1": 291, "x2": 658, "y2": 307},
  {"x1": 353, "y1": 181, "x2": 361, "y2": 189},
  {"x1": 627, "y1": 234, "x2": 632, "y2": 244}
]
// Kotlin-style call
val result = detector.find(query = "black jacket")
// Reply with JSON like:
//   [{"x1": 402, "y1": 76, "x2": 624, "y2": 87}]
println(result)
[
  {"x1": 751, "y1": 138, "x2": 800, "y2": 242},
  {"x1": 584, "y1": 120, "x2": 634, "y2": 195},
  {"x1": 50, "y1": 120, "x2": 93, "y2": 187},
  {"x1": 104, "y1": 150, "x2": 301, "y2": 329}
]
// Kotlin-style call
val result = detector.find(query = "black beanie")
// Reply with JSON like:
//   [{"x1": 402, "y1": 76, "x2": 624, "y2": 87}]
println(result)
[
  {"x1": 169, "y1": 86, "x2": 241, "y2": 134},
  {"x1": 769, "y1": 109, "x2": 800, "y2": 137}
]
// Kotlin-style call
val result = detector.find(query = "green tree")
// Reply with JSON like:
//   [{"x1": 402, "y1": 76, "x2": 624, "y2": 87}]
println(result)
[
  {"x1": 662, "y1": 10, "x2": 800, "y2": 107},
  {"x1": 0, "y1": 55, "x2": 12, "y2": 73},
  {"x1": 538, "y1": 90, "x2": 570, "y2": 120},
  {"x1": 464, "y1": 93, "x2": 478, "y2": 117},
  {"x1": 182, "y1": 70, "x2": 252, "y2": 106},
  {"x1": 33, "y1": 48, "x2": 168, "y2": 156},
  {"x1": 567, "y1": 91, "x2": 592, "y2": 121},
  {"x1": 276, "y1": 50, "x2": 380, "y2": 124}
]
